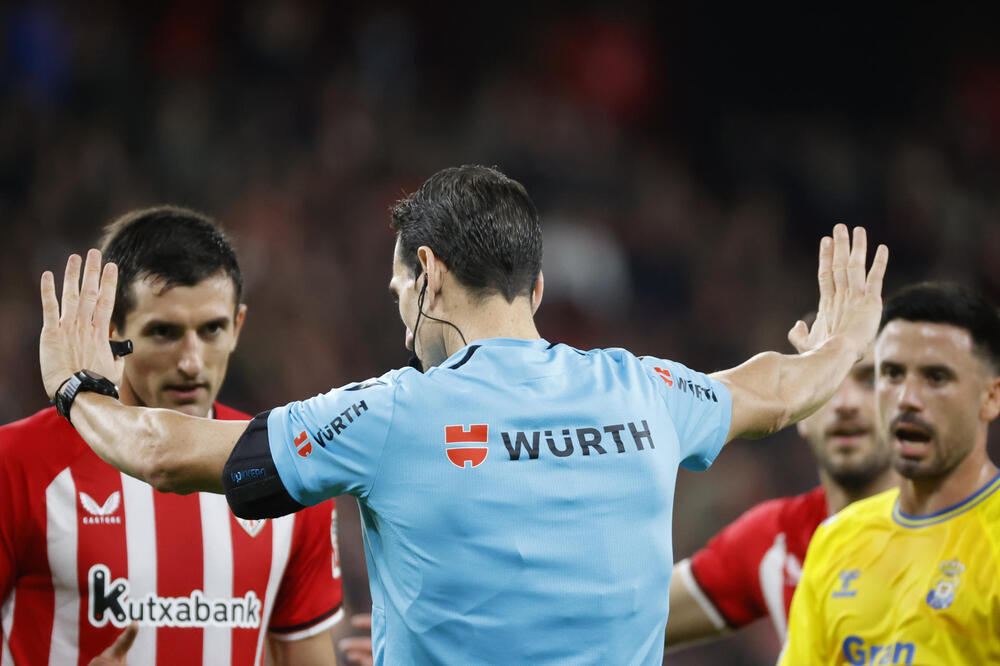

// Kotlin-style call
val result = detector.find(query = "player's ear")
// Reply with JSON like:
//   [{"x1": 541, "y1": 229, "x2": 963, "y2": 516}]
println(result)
[
  {"x1": 796, "y1": 420, "x2": 809, "y2": 439},
  {"x1": 980, "y1": 374, "x2": 1000, "y2": 422},
  {"x1": 109, "y1": 320, "x2": 126, "y2": 341},
  {"x1": 231, "y1": 304, "x2": 248, "y2": 351}
]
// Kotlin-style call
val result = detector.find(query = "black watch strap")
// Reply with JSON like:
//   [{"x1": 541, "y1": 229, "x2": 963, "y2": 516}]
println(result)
[{"x1": 55, "y1": 370, "x2": 120, "y2": 424}]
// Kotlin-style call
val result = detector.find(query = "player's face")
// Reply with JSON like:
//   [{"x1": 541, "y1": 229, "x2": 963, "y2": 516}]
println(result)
[
  {"x1": 114, "y1": 272, "x2": 246, "y2": 418},
  {"x1": 875, "y1": 320, "x2": 991, "y2": 480},
  {"x1": 798, "y1": 353, "x2": 888, "y2": 489}
]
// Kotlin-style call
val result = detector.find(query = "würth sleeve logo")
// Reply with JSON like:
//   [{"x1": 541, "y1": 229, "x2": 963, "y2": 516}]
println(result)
[
  {"x1": 653, "y1": 367, "x2": 674, "y2": 386},
  {"x1": 445, "y1": 424, "x2": 489, "y2": 468},
  {"x1": 296, "y1": 400, "x2": 370, "y2": 458},
  {"x1": 654, "y1": 366, "x2": 718, "y2": 402}
]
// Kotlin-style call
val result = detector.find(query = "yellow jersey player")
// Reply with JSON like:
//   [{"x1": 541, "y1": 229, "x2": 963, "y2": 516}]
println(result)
[{"x1": 781, "y1": 282, "x2": 1000, "y2": 665}]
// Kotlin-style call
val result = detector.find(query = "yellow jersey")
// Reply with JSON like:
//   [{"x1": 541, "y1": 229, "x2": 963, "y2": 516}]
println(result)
[{"x1": 781, "y1": 472, "x2": 1000, "y2": 666}]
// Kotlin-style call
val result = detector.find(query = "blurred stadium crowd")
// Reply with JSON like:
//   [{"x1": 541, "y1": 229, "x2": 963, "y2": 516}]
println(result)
[{"x1": 1, "y1": 2, "x2": 999, "y2": 663}]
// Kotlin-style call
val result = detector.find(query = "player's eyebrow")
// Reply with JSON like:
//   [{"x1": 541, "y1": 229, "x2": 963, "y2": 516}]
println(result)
[
  {"x1": 852, "y1": 364, "x2": 875, "y2": 381},
  {"x1": 140, "y1": 319, "x2": 183, "y2": 335},
  {"x1": 879, "y1": 360, "x2": 904, "y2": 373},
  {"x1": 920, "y1": 364, "x2": 956, "y2": 379},
  {"x1": 198, "y1": 316, "x2": 231, "y2": 330}
]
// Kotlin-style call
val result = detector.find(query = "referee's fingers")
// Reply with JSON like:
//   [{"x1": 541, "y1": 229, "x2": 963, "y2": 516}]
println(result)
[
  {"x1": 866, "y1": 244, "x2": 889, "y2": 297},
  {"x1": 787, "y1": 320, "x2": 809, "y2": 354},
  {"x1": 77, "y1": 249, "x2": 102, "y2": 326},
  {"x1": 94, "y1": 262, "x2": 118, "y2": 335},
  {"x1": 830, "y1": 223, "x2": 849, "y2": 295},
  {"x1": 846, "y1": 226, "x2": 867, "y2": 295},
  {"x1": 60, "y1": 254, "x2": 82, "y2": 325},
  {"x1": 40, "y1": 271, "x2": 59, "y2": 331},
  {"x1": 816, "y1": 235, "x2": 833, "y2": 312}
]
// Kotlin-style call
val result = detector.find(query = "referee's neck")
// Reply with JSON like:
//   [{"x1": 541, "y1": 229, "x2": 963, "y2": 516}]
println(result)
[{"x1": 444, "y1": 295, "x2": 541, "y2": 356}]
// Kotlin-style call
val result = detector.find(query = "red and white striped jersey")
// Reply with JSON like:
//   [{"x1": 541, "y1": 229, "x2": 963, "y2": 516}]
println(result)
[
  {"x1": 676, "y1": 486, "x2": 827, "y2": 641},
  {"x1": 0, "y1": 405, "x2": 343, "y2": 666}
]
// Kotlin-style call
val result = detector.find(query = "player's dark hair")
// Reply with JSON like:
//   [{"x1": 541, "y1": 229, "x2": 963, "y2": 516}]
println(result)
[
  {"x1": 390, "y1": 165, "x2": 542, "y2": 302},
  {"x1": 100, "y1": 205, "x2": 242, "y2": 332},
  {"x1": 880, "y1": 282, "x2": 1000, "y2": 373}
]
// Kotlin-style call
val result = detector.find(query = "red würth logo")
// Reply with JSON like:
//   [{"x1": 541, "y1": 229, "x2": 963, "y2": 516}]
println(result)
[
  {"x1": 653, "y1": 367, "x2": 673, "y2": 386},
  {"x1": 295, "y1": 431, "x2": 313, "y2": 458},
  {"x1": 445, "y1": 425, "x2": 489, "y2": 468}
]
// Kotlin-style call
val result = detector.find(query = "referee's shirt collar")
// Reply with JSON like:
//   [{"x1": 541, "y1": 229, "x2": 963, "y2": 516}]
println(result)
[{"x1": 437, "y1": 337, "x2": 550, "y2": 369}]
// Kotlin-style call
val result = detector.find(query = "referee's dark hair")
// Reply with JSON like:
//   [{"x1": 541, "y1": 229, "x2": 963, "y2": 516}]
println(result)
[
  {"x1": 390, "y1": 165, "x2": 543, "y2": 302},
  {"x1": 880, "y1": 282, "x2": 1000, "y2": 373},
  {"x1": 100, "y1": 205, "x2": 243, "y2": 332}
]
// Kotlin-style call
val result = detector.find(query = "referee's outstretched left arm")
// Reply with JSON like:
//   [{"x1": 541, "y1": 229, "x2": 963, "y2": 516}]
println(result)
[{"x1": 711, "y1": 223, "x2": 887, "y2": 442}]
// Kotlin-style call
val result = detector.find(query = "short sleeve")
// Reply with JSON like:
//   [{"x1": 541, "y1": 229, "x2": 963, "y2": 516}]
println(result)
[
  {"x1": 267, "y1": 372, "x2": 400, "y2": 506},
  {"x1": 639, "y1": 357, "x2": 732, "y2": 470},
  {"x1": 269, "y1": 499, "x2": 344, "y2": 641},
  {"x1": 779, "y1": 527, "x2": 829, "y2": 665},
  {"x1": 688, "y1": 500, "x2": 783, "y2": 627}
]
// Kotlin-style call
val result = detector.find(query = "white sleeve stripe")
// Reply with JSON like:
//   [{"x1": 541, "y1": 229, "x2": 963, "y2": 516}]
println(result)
[
  {"x1": 675, "y1": 558, "x2": 729, "y2": 630},
  {"x1": 269, "y1": 607, "x2": 345, "y2": 642},
  {"x1": 2, "y1": 588, "x2": 16, "y2": 666}
]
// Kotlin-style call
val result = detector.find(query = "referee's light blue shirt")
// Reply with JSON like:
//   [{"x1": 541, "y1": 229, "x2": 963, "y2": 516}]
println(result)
[{"x1": 267, "y1": 338, "x2": 731, "y2": 665}]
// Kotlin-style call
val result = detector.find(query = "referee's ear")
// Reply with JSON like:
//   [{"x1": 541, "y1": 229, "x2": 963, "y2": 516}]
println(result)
[{"x1": 531, "y1": 271, "x2": 544, "y2": 315}]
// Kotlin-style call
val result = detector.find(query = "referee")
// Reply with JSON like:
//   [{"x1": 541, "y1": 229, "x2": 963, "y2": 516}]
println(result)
[{"x1": 39, "y1": 165, "x2": 887, "y2": 665}]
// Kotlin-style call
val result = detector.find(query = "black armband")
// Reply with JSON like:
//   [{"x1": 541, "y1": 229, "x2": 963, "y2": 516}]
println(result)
[{"x1": 223, "y1": 411, "x2": 305, "y2": 519}]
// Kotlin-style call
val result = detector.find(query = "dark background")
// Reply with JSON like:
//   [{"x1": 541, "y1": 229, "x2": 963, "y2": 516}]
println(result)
[{"x1": 2, "y1": 2, "x2": 999, "y2": 663}]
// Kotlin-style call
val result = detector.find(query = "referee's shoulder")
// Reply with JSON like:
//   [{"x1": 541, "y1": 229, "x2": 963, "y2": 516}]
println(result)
[{"x1": 546, "y1": 342, "x2": 645, "y2": 364}]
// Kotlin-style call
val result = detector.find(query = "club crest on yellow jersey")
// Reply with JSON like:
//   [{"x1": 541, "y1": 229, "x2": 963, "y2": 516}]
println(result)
[{"x1": 925, "y1": 559, "x2": 965, "y2": 610}]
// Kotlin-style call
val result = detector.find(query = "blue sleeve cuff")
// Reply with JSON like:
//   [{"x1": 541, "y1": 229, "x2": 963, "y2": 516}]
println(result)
[
  {"x1": 266, "y1": 405, "x2": 314, "y2": 506},
  {"x1": 680, "y1": 378, "x2": 732, "y2": 471}
]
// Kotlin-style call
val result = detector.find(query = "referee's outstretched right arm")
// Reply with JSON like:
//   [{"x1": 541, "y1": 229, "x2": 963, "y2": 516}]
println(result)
[{"x1": 711, "y1": 223, "x2": 888, "y2": 443}]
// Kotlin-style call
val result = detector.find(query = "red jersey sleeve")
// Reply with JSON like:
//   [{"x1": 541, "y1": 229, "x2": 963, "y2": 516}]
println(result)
[
  {"x1": 268, "y1": 499, "x2": 343, "y2": 640},
  {"x1": 0, "y1": 436, "x2": 17, "y2": 602},
  {"x1": 0, "y1": 418, "x2": 39, "y2": 605},
  {"x1": 687, "y1": 498, "x2": 785, "y2": 628}
]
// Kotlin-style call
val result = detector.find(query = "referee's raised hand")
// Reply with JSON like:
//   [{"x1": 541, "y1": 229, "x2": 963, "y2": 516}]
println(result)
[
  {"x1": 39, "y1": 249, "x2": 123, "y2": 399},
  {"x1": 787, "y1": 224, "x2": 888, "y2": 359}
]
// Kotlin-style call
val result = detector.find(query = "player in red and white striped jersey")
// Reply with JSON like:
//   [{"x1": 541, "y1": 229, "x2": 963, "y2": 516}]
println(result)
[
  {"x1": 0, "y1": 208, "x2": 342, "y2": 665},
  {"x1": 664, "y1": 351, "x2": 897, "y2": 652}
]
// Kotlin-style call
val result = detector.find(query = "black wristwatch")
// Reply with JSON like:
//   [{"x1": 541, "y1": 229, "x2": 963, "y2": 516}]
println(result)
[{"x1": 54, "y1": 370, "x2": 120, "y2": 424}]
